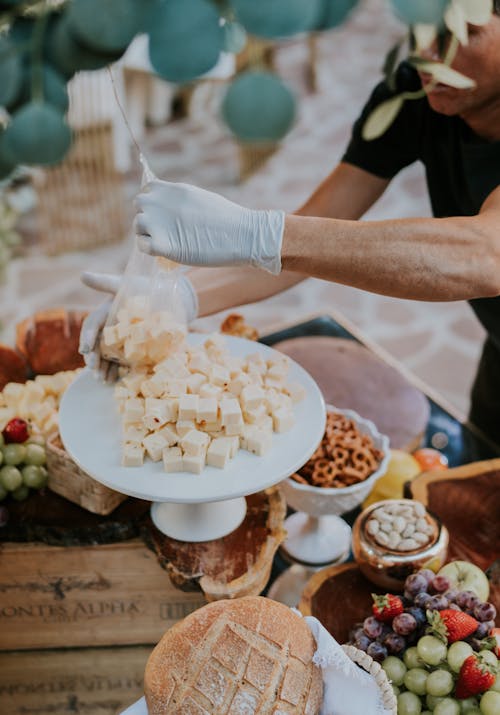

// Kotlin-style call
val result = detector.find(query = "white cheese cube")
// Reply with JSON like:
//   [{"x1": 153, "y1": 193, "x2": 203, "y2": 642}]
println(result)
[
  {"x1": 2, "y1": 382, "x2": 25, "y2": 406},
  {"x1": 198, "y1": 420, "x2": 222, "y2": 433},
  {"x1": 226, "y1": 356, "x2": 245, "y2": 377},
  {"x1": 246, "y1": 429, "x2": 272, "y2": 456},
  {"x1": 24, "y1": 380, "x2": 46, "y2": 402},
  {"x1": 176, "y1": 419, "x2": 196, "y2": 438},
  {"x1": 189, "y1": 353, "x2": 211, "y2": 376},
  {"x1": 267, "y1": 363, "x2": 289, "y2": 381},
  {"x1": 123, "y1": 398, "x2": 145, "y2": 423},
  {"x1": 209, "y1": 364, "x2": 230, "y2": 388},
  {"x1": 224, "y1": 417, "x2": 244, "y2": 437},
  {"x1": 116, "y1": 320, "x2": 131, "y2": 341},
  {"x1": 206, "y1": 437, "x2": 232, "y2": 469},
  {"x1": 199, "y1": 383, "x2": 222, "y2": 400},
  {"x1": 102, "y1": 324, "x2": 120, "y2": 347},
  {"x1": 122, "y1": 443, "x2": 144, "y2": 467},
  {"x1": 246, "y1": 352, "x2": 266, "y2": 368},
  {"x1": 197, "y1": 397, "x2": 218, "y2": 424},
  {"x1": 164, "y1": 379, "x2": 187, "y2": 397},
  {"x1": 117, "y1": 308, "x2": 130, "y2": 324},
  {"x1": 162, "y1": 398, "x2": 179, "y2": 422},
  {"x1": 264, "y1": 376, "x2": 285, "y2": 391},
  {"x1": 122, "y1": 372, "x2": 146, "y2": 394},
  {"x1": 227, "y1": 373, "x2": 251, "y2": 397},
  {"x1": 182, "y1": 453, "x2": 205, "y2": 474},
  {"x1": 178, "y1": 394, "x2": 199, "y2": 421},
  {"x1": 127, "y1": 295, "x2": 150, "y2": 319},
  {"x1": 241, "y1": 385, "x2": 265, "y2": 410},
  {"x1": 240, "y1": 424, "x2": 258, "y2": 451},
  {"x1": 129, "y1": 322, "x2": 148, "y2": 343},
  {"x1": 143, "y1": 398, "x2": 170, "y2": 430},
  {"x1": 186, "y1": 373, "x2": 207, "y2": 394},
  {"x1": 272, "y1": 407, "x2": 294, "y2": 433},
  {"x1": 43, "y1": 413, "x2": 59, "y2": 436},
  {"x1": 140, "y1": 376, "x2": 164, "y2": 398},
  {"x1": 123, "y1": 423, "x2": 147, "y2": 444},
  {"x1": 284, "y1": 381, "x2": 307, "y2": 403},
  {"x1": 227, "y1": 435, "x2": 239, "y2": 458},
  {"x1": 162, "y1": 446, "x2": 183, "y2": 473},
  {"x1": 157, "y1": 423, "x2": 179, "y2": 447},
  {"x1": 124, "y1": 339, "x2": 146, "y2": 363},
  {"x1": 153, "y1": 356, "x2": 190, "y2": 377},
  {"x1": 220, "y1": 397, "x2": 242, "y2": 426},
  {"x1": 142, "y1": 432, "x2": 168, "y2": 462},
  {"x1": 181, "y1": 429, "x2": 209, "y2": 457},
  {"x1": 114, "y1": 385, "x2": 132, "y2": 401},
  {"x1": 244, "y1": 404, "x2": 268, "y2": 425},
  {"x1": 259, "y1": 415, "x2": 274, "y2": 433},
  {"x1": 267, "y1": 355, "x2": 290, "y2": 371}
]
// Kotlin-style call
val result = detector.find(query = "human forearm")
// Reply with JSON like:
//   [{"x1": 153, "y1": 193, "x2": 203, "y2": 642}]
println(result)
[{"x1": 282, "y1": 213, "x2": 500, "y2": 301}]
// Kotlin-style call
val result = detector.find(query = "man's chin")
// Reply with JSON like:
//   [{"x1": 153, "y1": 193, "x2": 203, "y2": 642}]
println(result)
[{"x1": 426, "y1": 89, "x2": 462, "y2": 116}]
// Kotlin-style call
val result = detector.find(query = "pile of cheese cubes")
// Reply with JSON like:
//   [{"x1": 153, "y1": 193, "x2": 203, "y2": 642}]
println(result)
[
  {"x1": 0, "y1": 370, "x2": 81, "y2": 437},
  {"x1": 116, "y1": 333, "x2": 306, "y2": 473}
]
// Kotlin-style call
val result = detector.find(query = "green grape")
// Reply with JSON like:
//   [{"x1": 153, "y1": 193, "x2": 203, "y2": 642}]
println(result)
[
  {"x1": 421, "y1": 712, "x2": 432, "y2": 715},
  {"x1": 427, "y1": 695, "x2": 446, "y2": 710},
  {"x1": 3, "y1": 443, "x2": 26, "y2": 466},
  {"x1": 480, "y1": 691, "x2": 500, "y2": 715},
  {"x1": 397, "y1": 691, "x2": 422, "y2": 715},
  {"x1": 22, "y1": 465, "x2": 47, "y2": 489},
  {"x1": 316, "y1": 0, "x2": 359, "y2": 29},
  {"x1": 478, "y1": 651, "x2": 498, "y2": 669},
  {"x1": 382, "y1": 656, "x2": 407, "y2": 686},
  {"x1": 12, "y1": 484, "x2": 29, "y2": 501},
  {"x1": 24, "y1": 444, "x2": 47, "y2": 467},
  {"x1": 392, "y1": 684, "x2": 400, "y2": 696},
  {"x1": 461, "y1": 698, "x2": 480, "y2": 712},
  {"x1": 0, "y1": 37, "x2": 22, "y2": 106},
  {"x1": 390, "y1": 0, "x2": 448, "y2": 25},
  {"x1": 404, "y1": 668, "x2": 429, "y2": 696},
  {"x1": 68, "y1": 0, "x2": 143, "y2": 53},
  {"x1": 417, "y1": 635, "x2": 447, "y2": 666},
  {"x1": 490, "y1": 675, "x2": 500, "y2": 693},
  {"x1": 0, "y1": 450, "x2": 3, "y2": 467},
  {"x1": 26, "y1": 435, "x2": 45, "y2": 447},
  {"x1": 148, "y1": 0, "x2": 223, "y2": 83},
  {"x1": 434, "y1": 699, "x2": 460, "y2": 715},
  {"x1": 9, "y1": 65, "x2": 69, "y2": 114},
  {"x1": 0, "y1": 483, "x2": 7, "y2": 501},
  {"x1": 405, "y1": 647, "x2": 426, "y2": 669},
  {"x1": 232, "y1": 0, "x2": 321, "y2": 38},
  {"x1": 0, "y1": 432, "x2": 4, "y2": 447},
  {"x1": 426, "y1": 669, "x2": 454, "y2": 697},
  {"x1": 222, "y1": 71, "x2": 296, "y2": 143},
  {"x1": 4, "y1": 101, "x2": 72, "y2": 166},
  {"x1": 448, "y1": 641, "x2": 473, "y2": 673},
  {"x1": 0, "y1": 465, "x2": 22, "y2": 491}
]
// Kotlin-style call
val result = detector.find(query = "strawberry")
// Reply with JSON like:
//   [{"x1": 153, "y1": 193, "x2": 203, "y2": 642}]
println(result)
[
  {"x1": 372, "y1": 593, "x2": 404, "y2": 622},
  {"x1": 2, "y1": 417, "x2": 29, "y2": 444},
  {"x1": 455, "y1": 654, "x2": 497, "y2": 699},
  {"x1": 427, "y1": 608, "x2": 478, "y2": 643},
  {"x1": 490, "y1": 627, "x2": 500, "y2": 658}
]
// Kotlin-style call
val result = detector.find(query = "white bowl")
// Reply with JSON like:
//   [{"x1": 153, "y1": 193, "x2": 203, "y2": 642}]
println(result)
[{"x1": 280, "y1": 405, "x2": 390, "y2": 518}]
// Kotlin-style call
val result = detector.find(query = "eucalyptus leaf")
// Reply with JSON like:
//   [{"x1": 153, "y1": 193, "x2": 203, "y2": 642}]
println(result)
[
  {"x1": 444, "y1": 2, "x2": 468, "y2": 44},
  {"x1": 362, "y1": 95, "x2": 404, "y2": 141},
  {"x1": 383, "y1": 41, "x2": 403, "y2": 91},
  {"x1": 413, "y1": 24, "x2": 437, "y2": 51},
  {"x1": 410, "y1": 58, "x2": 476, "y2": 88},
  {"x1": 454, "y1": 0, "x2": 493, "y2": 25}
]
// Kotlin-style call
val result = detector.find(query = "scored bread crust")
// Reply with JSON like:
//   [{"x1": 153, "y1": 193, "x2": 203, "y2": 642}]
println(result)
[{"x1": 145, "y1": 596, "x2": 323, "y2": 714}]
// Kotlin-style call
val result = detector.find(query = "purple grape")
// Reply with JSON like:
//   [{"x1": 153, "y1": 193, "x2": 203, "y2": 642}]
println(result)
[
  {"x1": 376, "y1": 624, "x2": 393, "y2": 642},
  {"x1": 468, "y1": 637, "x2": 483, "y2": 652},
  {"x1": 354, "y1": 634, "x2": 372, "y2": 652},
  {"x1": 419, "y1": 569, "x2": 436, "y2": 585},
  {"x1": 0, "y1": 506, "x2": 8, "y2": 527},
  {"x1": 456, "y1": 590, "x2": 480, "y2": 610},
  {"x1": 444, "y1": 589, "x2": 459, "y2": 604},
  {"x1": 405, "y1": 572, "x2": 429, "y2": 596},
  {"x1": 448, "y1": 603, "x2": 461, "y2": 611},
  {"x1": 431, "y1": 575, "x2": 451, "y2": 593},
  {"x1": 363, "y1": 617, "x2": 383, "y2": 639},
  {"x1": 405, "y1": 606, "x2": 426, "y2": 627},
  {"x1": 414, "y1": 592, "x2": 432, "y2": 609},
  {"x1": 473, "y1": 622, "x2": 492, "y2": 639},
  {"x1": 383, "y1": 632, "x2": 406, "y2": 654},
  {"x1": 474, "y1": 602, "x2": 497, "y2": 622},
  {"x1": 367, "y1": 641, "x2": 388, "y2": 662},
  {"x1": 427, "y1": 595, "x2": 449, "y2": 611},
  {"x1": 393, "y1": 613, "x2": 417, "y2": 635},
  {"x1": 350, "y1": 626, "x2": 365, "y2": 641}
]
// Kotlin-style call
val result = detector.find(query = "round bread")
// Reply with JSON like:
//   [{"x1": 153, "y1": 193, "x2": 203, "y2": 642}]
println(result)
[{"x1": 145, "y1": 596, "x2": 323, "y2": 714}]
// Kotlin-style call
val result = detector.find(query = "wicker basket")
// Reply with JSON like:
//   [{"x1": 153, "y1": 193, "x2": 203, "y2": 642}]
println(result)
[
  {"x1": 342, "y1": 644, "x2": 398, "y2": 714},
  {"x1": 46, "y1": 432, "x2": 127, "y2": 515}
]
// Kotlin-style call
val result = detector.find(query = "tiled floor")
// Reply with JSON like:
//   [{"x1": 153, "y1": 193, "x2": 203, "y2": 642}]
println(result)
[{"x1": 0, "y1": 0, "x2": 486, "y2": 417}]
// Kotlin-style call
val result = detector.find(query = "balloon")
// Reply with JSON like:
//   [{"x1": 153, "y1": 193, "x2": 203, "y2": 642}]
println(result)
[
  {"x1": 390, "y1": 0, "x2": 448, "y2": 25},
  {"x1": 148, "y1": 0, "x2": 223, "y2": 83},
  {"x1": 222, "y1": 70, "x2": 296, "y2": 142},
  {"x1": 9, "y1": 64, "x2": 69, "y2": 114},
  {"x1": 3, "y1": 102, "x2": 72, "y2": 166},
  {"x1": 223, "y1": 21, "x2": 247, "y2": 54},
  {"x1": 67, "y1": 0, "x2": 144, "y2": 53},
  {"x1": 0, "y1": 131, "x2": 16, "y2": 180},
  {"x1": 316, "y1": 0, "x2": 359, "y2": 29},
  {"x1": 0, "y1": 38, "x2": 22, "y2": 107},
  {"x1": 232, "y1": 0, "x2": 323, "y2": 38}
]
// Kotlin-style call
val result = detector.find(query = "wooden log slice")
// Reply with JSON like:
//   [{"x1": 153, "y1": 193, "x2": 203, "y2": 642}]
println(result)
[
  {"x1": 145, "y1": 487, "x2": 286, "y2": 601},
  {"x1": 274, "y1": 336, "x2": 430, "y2": 451},
  {"x1": 299, "y1": 563, "x2": 385, "y2": 644},
  {"x1": 0, "y1": 344, "x2": 28, "y2": 390},
  {"x1": 0, "y1": 489, "x2": 150, "y2": 546},
  {"x1": 410, "y1": 459, "x2": 500, "y2": 613}
]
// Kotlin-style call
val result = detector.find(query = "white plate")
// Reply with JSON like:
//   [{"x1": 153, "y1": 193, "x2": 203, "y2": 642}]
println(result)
[{"x1": 59, "y1": 334, "x2": 326, "y2": 504}]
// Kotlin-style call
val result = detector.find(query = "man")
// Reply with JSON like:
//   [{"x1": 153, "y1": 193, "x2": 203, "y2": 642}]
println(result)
[{"x1": 81, "y1": 9, "x2": 500, "y2": 443}]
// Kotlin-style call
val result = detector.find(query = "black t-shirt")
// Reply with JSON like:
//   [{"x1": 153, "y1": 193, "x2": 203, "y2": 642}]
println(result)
[{"x1": 342, "y1": 77, "x2": 500, "y2": 351}]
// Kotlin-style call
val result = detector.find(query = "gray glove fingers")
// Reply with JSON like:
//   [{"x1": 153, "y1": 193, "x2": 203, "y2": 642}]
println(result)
[
  {"x1": 79, "y1": 297, "x2": 113, "y2": 355},
  {"x1": 81, "y1": 271, "x2": 121, "y2": 294},
  {"x1": 133, "y1": 213, "x2": 150, "y2": 238}
]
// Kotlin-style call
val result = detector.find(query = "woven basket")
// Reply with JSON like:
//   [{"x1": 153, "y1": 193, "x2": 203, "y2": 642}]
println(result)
[
  {"x1": 46, "y1": 432, "x2": 127, "y2": 515},
  {"x1": 342, "y1": 644, "x2": 397, "y2": 714}
]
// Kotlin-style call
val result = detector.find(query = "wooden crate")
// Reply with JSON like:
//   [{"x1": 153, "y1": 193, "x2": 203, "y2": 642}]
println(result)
[{"x1": 0, "y1": 540, "x2": 207, "y2": 652}]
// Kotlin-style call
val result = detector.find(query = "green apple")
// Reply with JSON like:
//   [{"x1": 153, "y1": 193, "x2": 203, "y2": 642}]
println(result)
[{"x1": 437, "y1": 560, "x2": 490, "y2": 602}]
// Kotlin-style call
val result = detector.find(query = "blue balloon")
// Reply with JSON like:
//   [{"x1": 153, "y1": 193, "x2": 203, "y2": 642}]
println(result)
[
  {"x1": 232, "y1": 0, "x2": 323, "y2": 38},
  {"x1": 4, "y1": 102, "x2": 72, "y2": 166},
  {"x1": 68, "y1": 0, "x2": 144, "y2": 53},
  {"x1": 0, "y1": 38, "x2": 22, "y2": 107},
  {"x1": 223, "y1": 21, "x2": 247, "y2": 54},
  {"x1": 390, "y1": 0, "x2": 448, "y2": 25},
  {"x1": 316, "y1": 0, "x2": 359, "y2": 29},
  {"x1": 222, "y1": 71, "x2": 296, "y2": 142}
]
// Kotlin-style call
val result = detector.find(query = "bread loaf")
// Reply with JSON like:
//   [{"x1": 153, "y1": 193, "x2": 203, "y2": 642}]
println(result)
[
  {"x1": 0, "y1": 344, "x2": 28, "y2": 390},
  {"x1": 145, "y1": 596, "x2": 323, "y2": 714}
]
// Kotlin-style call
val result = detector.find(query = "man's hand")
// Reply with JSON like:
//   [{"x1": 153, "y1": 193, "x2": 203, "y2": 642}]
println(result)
[{"x1": 134, "y1": 180, "x2": 285, "y2": 275}]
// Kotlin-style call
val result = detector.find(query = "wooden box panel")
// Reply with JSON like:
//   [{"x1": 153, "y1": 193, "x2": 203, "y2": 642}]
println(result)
[{"x1": 0, "y1": 540, "x2": 207, "y2": 651}]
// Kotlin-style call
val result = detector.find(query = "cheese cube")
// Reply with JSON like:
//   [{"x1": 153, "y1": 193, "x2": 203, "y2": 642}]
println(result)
[
  {"x1": 102, "y1": 324, "x2": 120, "y2": 347},
  {"x1": 204, "y1": 334, "x2": 226, "y2": 358},
  {"x1": 143, "y1": 398, "x2": 170, "y2": 430},
  {"x1": 226, "y1": 435, "x2": 240, "y2": 458},
  {"x1": 186, "y1": 373, "x2": 207, "y2": 394},
  {"x1": 157, "y1": 423, "x2": 179, "y2": 447},
  {"x1": 198, "y1": 420, "x2": 222, "y2": 433},
  {"x1": 117, "y1": 308, "x2": 130, "y2": 324},
  {"x1": 227, "y1": 373, "x2": 251, "y2": 397},
  {"x1": 246, "y1": 428, "x2": 272, "y2": 456},
  {"x1": 267, "y1": 363, "x2": 289, "y2": 380},
  {"x1": 163, "y1": 379, "x2": 187, "y2": 397},
  {"x1": 127, "y1": 295, "x2": 150, "y2": 319},
  {"x1": 267, "y1": 355, "x2": 290, "y2": 371},
  {"x1": 182, "y1": 453, "x2": 205, "y2": 474},
  {"x1": 264, "y1": 376, "x2": 285, "y2": 391},
  {"x1": 140, "y1": 376, "x2": 165, "y2": 398},
  {"x1": 124, "y1": 338, "x2": 146, "y2": 363},
  {"x1": 42, "y1": 413, "x2": 59, "y2": 436},
  {"x1": 114, "y1": 385, "x2": 132, "y2": 401},
  {"x1": 206, "y1": 438, "x2": 232, "y2": 469},
  {"x1": 220, "y1": 397, "x2": 242, "y2": 426},
  {"x1": 240, "y1": 424, "x2": 258, "y2": 451},
  {"x1": 189, "y1": 353, "x2": 211, "y2": 376},
  {"x1": 226, "y1": 356, "x2": 245, "y2": 377},
  {"x1": 259, "y1": 415, "x2": 274, "y2": 433},
  {"x1": 129, "y1": 323, "x2": 148, "y2": 343},
  {"x1": 163, "y1": 446, "x2": 183, "y2": 473},
  {"x1": 224, "y1": 417, "x2": 244, "y2": 437},
  {"x1": 209, "y1": 364, "x2": 230, "y2": 388},
  {"x1": 244, "y1": 404, "x2": 267, "y2": 425},
  {"x1": 122, "y1": 372, "x2": 147, "y2": 394},
  {"x1": 2, "y1": 382, "x2": 25, "y2": 406},
  {"x1": 284, "y1": 381, "x2": 307, "y2": 403},
  {"x1": 153, "y1": 356, "x2": 189, "y2": 377},
  {"x1": 178, "y1": 394, "x2": 199, "y2": 421},
  {"x1": 24, "y1": 380, "x2": 46, "y2": 402},
  {"x1": 142, "y1": 432, "x2": 168, "y2": 462},
  {"x1": 123, "y1": 423, "x2": 147, "y2": 444},
  {"x1": 176, "y1": 419, "x2": 196, "y2": 438},
  {"x1": 199, "y1": 383, "x2": 222, "y2": 400},
  {"x1": 272, "y1": 407, "x2": 294, "y2": 433},
  {"x1": 123, "y1": 398, "x2": 145, "y2": 422},
  {"x1": 197, "y1": 397, "x2": 218, "y2": 424},
  {"x1": 181, "y1": 429, "x2": 209, "y2": 457},
  {"x1": 122, "y1": 443, "x2": 144, "y2": 467},
  {"x1": 241, "y1": 385, "x2": 264, "y2": 410},
  {"x1": 162, "y1": 398, "x2": 179, "y2": 422},
  {"x1": 116, "y1": 320, "x2": 131, "y2": 341}
]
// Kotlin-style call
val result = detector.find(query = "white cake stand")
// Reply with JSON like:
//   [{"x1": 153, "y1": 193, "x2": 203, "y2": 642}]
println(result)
[{"x1": 59, "y1": 334, "x2": 326, "y2": 542}]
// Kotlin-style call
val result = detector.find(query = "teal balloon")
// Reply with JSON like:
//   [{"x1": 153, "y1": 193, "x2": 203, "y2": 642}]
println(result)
[
  {"x1": 232, "y1": 0, "x2": 322, "y2": 38},
  {"x1": 4, "y1": 102, "x2": 72, "y2": 166},
  {"x1": 148, "y1": 0, "x2": 223, "y2": 83},
  {"x1": 222, "y1": 71, "x2": 296, "y2": 142},
  {"x1": 223, "y1": 21, "x2": 247, "y2": 54},
  {"x1": 0, "y1": 132, "x2": 16, "y2": 180},
  {"x1": 316, "y1": 0, "x2": 359, "y2": 29},
  {"x1": 68, "y1": 0, "x2": 144, "y2": 53},
  {"x1": 390, "y1": 0, "x2": 448, "y2": 25},
  {"x1": 0, "y1": 38, "x2": 22, "y2": 107},
  {"x1": 9, "y1": 65, "x2": 69, "y2": 114}
]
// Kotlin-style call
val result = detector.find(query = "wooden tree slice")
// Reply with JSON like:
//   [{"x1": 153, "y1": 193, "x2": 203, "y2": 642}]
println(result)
[
  {"x1": 274, "y1": 336, "x2": 430, "y2": 451},
  {"x1": 299, "y1": 563, "x2": 385, "y2": 644},
  {"x1": 145, "y1": 487, "x2": 286, "y2": 601}
]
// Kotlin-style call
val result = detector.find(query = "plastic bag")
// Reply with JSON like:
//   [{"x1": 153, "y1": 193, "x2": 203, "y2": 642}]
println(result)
[{"x1": 100, "y1": 156, "x2": 187, "y2": 369}]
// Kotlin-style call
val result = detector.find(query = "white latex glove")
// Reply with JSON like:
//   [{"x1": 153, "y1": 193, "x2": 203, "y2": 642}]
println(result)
[
  {"x1": 78, "y1": 270, "x2": 198, "y2": 381},
  {"x1": 134, "y1": 180, "x2": 285, "y2": 275}
]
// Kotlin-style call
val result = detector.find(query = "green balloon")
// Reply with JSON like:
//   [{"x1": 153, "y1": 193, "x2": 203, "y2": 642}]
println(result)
[
  {"x1": 0, "y1": 38, "x2": 22, "y2": 107},
  {"x1": 68, "y1": 0, "x2": 144, "y2": 53},
  {"x1": 232, "y1": 0, "x2": 322, "y2": 38},
  {"x1": 316, "y1": 0, "x2": 359, "y2": 29},
  {"x1": 9, "y1": 64, "x2": 69, "y2": 114},
  {"x1": 4, "y1": 102, "x2": 72, "y2": 166},
  {"x1": 222, "y1": 71, "x2": 296, "y2": 142},
  {"x1": 223, "y1": 21, "x2": 247, "y2": 54},
  {"x1": 148, "y1": 0, "x2": 223, "y2": 83}
]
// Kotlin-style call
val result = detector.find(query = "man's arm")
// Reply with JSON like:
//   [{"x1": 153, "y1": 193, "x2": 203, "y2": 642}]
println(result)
[
  {"x1": 189, "y1": 163, "x2": 389, "y2": 317},
  {"x1": 282, "y1": 185, "x2": 500, "y2": 301}
]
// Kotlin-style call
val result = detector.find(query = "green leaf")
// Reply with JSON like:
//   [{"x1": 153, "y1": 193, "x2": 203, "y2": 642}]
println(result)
[
  {"x1": 444, "y1": 2, "x2": 468, "y2": 44},
  {"x1": 361, "y1": 95, "x2": 404, "y2": 141},
  {"x1": 382, "y1": 41, "x2": 403, "y2": 91},
  {"x1": 413, "y1": 23, "x2": 437, "y2": 52},
  {"x1": 410, "y1": 58, "x2": 476, "y2": 88},
  {"x1": 455, "y1": 0, "x2": 493, "y2": 25}
]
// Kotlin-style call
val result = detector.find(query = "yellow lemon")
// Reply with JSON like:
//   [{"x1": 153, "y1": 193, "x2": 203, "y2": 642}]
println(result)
[{"x1": 363, "y1": 449, "x2": 421, "y2": 508}]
